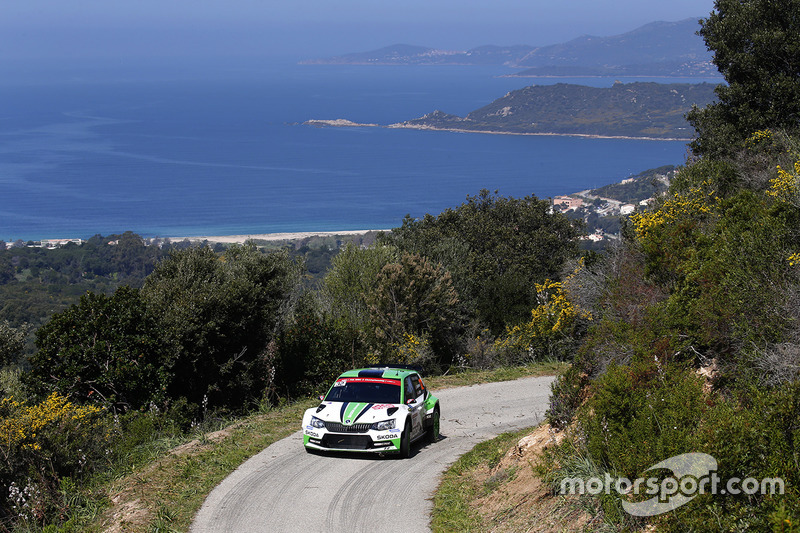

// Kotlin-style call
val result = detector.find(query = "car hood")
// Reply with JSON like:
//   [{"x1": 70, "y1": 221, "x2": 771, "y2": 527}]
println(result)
[{"x1": 314, "y1": 401, "x2": 401, "y2": 425}]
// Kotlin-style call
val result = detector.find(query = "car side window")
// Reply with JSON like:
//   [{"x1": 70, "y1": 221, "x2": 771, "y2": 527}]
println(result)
[
  {"x1": 404, "y1": 376, "x2": 415, "y2": 403},
  {"x1": 410, "y1": 375, "x2": 423, "y2": 399}
]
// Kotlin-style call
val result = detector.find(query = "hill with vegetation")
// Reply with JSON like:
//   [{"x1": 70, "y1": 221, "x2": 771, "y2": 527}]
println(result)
[
  {"x1": 586, "y1": 165, "x2": 674, "y2": 204},
  {"x1": 532, "y1": 2, "x2": 800, "y2": 530},
  {"x1": 394, "y1": 82, "x2": 717, "y2": 139},
  {"x1": 302, "y1": 19, "x2": 719, "y2": 78}
]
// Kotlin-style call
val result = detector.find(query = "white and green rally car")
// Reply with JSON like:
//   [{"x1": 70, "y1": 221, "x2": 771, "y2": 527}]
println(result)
[{"x1": 302, "y1": 366, "x2": 440, "y2": 457}]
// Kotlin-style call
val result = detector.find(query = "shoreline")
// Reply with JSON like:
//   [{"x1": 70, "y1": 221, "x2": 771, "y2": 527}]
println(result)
[
  {"x1": 167, "y1": 229, "x2": 389, "y2": 244},
  {"x1": 303, "y1": 119, "x2": 692, "y2": 142},
  {"x1": 10, "y1": 229, "x2": 390, "y2": 246},
  {"x1": 387, "y1": 123, "x2": 692, "y2": 142}
]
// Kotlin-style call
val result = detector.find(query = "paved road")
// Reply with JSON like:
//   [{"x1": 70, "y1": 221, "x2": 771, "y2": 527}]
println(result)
[{"x1": 191, "y1": 375, "x2": 554, "y2": 533}]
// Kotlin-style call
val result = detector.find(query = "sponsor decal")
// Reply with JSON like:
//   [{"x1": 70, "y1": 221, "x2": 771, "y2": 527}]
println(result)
[
  {"x1": 336, "y1": 377, "x2": 400, "y2": 386},
  {"x1": 305, "y1": 431, "x2": 320, "y2": 438},
  {"x1": 389, "y1": 428, "x2": 401, "y2": 433},
  {"x1": 372, "y1": 404, "x2": 395, "y2": 410},
  {"x1": 376, "y1": 434, "x2": 397, "y2": 440}
]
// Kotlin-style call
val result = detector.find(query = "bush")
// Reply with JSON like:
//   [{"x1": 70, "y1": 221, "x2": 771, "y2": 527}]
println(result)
[
  {"x1": 580, "y1": 362, "x2": 706, "y2": 480},
  {"x1": 545, "y1": 364, "x2": 589, "y2": 430},
  {"x1": 493, "y1": 273, "x2": 591, "y2": 363},
  {"x1": 275, "y1": 306, "x2": 352, "y2": 399},
  {"x1": 658, "y1": 382, "x2": 800, "y2": 532},
  {"x1": 27, "y1": 286, "x2": 168, "y2": 412},
  {"x1": 141, "y1": 244, "x2": 301, "y2": 412},
  {"x1": 0, "y1": 393, "x2": 113, "y2": 528},
  {"x1": 385, "y1": 189, "x2": 582, "y2": 333}
]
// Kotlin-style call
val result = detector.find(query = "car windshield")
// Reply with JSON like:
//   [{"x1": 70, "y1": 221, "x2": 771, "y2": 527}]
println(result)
[{"x1": 324, "y1": 377, "x2": 401, "y2": 404}]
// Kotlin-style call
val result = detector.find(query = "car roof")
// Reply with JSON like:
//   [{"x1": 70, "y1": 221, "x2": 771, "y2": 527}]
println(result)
[{"x1": 337, "y1": 367, "x2": 419, "y2": 380}]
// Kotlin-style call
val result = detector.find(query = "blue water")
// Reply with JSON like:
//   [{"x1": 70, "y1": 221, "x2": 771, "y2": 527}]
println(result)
[{"x1": 0, "y1": 63, "x2": 710, "y2": 241}]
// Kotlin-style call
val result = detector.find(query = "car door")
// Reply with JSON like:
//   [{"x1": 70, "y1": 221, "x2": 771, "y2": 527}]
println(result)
[
  {"x1": 404, "y1": 375, "x2": 424, "y2": 438},
  {"x1": 405, "y1": 374, "x2": 427, "y2": 438}
]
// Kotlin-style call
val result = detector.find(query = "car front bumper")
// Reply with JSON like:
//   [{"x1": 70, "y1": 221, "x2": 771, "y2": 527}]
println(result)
[{"x1": 303, "y1": 427, "x2": 402, "y2": 453}]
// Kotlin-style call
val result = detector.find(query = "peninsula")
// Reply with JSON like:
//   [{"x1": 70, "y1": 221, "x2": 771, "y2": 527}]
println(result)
[{"x1": 306, "y1": 81, "x2": 718, "y2": 140}]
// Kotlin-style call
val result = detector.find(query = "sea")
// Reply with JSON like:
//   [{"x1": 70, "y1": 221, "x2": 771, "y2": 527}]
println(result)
[{"x1": 0, "y1": 60, "x2": 719, "y2": 242}]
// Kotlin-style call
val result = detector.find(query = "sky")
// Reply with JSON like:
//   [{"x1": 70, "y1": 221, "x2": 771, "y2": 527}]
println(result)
[{"x1": 0, "y1": 0, "x2": 716, "y2": 68}]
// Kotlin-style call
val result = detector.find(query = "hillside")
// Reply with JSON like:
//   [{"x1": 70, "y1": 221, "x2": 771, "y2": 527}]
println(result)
[
  {"x1": 393, "y1": 81, "x2": 717, "y2": 139},
  {"x1": 510, "y1": 19, "x2": 717, "y2": 77},
  {"x1": 301, "y1": 19, "x2": 720, "y2": 78}
]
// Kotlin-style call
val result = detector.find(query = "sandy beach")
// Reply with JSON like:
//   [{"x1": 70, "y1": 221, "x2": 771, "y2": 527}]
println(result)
[
  {"x1": 305, "y1": 118, "x2": 692, "y2": 142},
  {"x1": 168, "y1": 229, "x2": 389, "y2": 244}
]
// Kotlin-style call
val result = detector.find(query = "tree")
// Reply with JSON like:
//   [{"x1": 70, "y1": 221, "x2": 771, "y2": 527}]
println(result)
[
  {"x1": 318, "y1": 243, "x2": 399, "y2": 368},
  {"x1": 0, "y1": 321, "x2": 28, "y2": 367},
  {"x1": 275, "y1": 292, "x2": 352, "y2": 398},
  {"x1": 688, "y1": 0, "x2": 800, "y2": 156},
  {"x1": 140, "y1": 244, "x2": 300, "y2": 412},
  {"x1": 26, "y1": 287, "x2": 166, "y2": 411},
  {"x1": 366, "y1": 252, "x2": 461, "y2": 368},
  {"x1": 385, "y1": 189, "x2": 582, "y2": 332},
  {"x1": 320, "y1": 243, "x2": 397, "y2": 327}
]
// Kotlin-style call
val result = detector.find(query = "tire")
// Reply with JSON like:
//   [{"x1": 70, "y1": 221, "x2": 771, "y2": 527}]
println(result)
[
  {"x1": 426, "y1": 407, "x2": 440, "y2": 443},
  {"x1": 399, "y1": 420, "x2": 411, "y2": 458}
]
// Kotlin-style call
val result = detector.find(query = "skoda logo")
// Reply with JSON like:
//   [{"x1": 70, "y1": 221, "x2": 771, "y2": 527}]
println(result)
[{"x1": 345, "y1": 419, "x2": 351, "y2": 424}]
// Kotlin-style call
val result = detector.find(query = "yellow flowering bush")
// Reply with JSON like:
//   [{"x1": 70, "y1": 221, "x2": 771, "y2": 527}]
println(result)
[
  {"x1": 745, "y1": 128, "x2": 775, "y2": 151},
  {"x1": 494, "y1": 272, "x2": 591, "y2": 361},
  {"x1": 767, "y1": 160, "x2": 800, "y2": 204},
  {"x1": 391, "y1": 332, "x2": 434, "y2": 366},
  {"x1": 0, "y1": 393, "x2": 112, "y2": 524},
  {"x1": 630, "y1": 180, "x2": 719, "y2": 243}
]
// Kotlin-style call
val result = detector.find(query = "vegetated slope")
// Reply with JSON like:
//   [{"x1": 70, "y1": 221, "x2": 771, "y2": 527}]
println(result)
[
  {"x1": 395, "y1": 82, "x2": 718, "y2": 139},
  {"x1": 589, "y1": 165, "x2": 675, "y2": 204},
  {"x1": 301, "y1": 19, "x2": 718, "y2": 77}
]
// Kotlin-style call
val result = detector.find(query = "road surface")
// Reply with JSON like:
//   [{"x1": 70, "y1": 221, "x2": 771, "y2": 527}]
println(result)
[{"x1": 191, "y1": 374, "x2": 555, "y2": 533}]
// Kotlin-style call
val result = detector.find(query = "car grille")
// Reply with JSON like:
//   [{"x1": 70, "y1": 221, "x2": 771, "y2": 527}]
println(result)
[
  {"x1": 324, "y1": 422, "x2": 371, "y2": 433},
  {"x1": 321, "y1": 434, "x2": 373, "y2": 450}
]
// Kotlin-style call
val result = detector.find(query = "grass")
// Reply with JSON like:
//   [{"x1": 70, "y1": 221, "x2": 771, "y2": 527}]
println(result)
[
  {"x1": 88, "y1": 361, "x2": 565, "y2": 532},
  {"x1": 426, "y1": 361, "x2": 568, "y2": 390},
  {"x1": 90, "y1": 400, "x2": 318, "y2": 532},
  {"x1": 430, "y1": 426, "x2": 538, "y2": 532}
]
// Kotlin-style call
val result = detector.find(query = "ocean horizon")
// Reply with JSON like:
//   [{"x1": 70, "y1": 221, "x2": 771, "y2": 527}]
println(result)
[{"x1": 0, "y1": 61, "x2": 712, "y2": 242}]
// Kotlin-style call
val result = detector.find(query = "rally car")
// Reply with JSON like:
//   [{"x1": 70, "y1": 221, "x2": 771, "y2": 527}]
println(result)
[{"x1": 302, "y1": 366, "x2": 440, "y2": 457}]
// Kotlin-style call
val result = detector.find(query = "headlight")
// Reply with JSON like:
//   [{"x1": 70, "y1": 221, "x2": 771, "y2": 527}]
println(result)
[
  {"x1": 372, "y1": 419, "x2": 396, "y2": 431},
  {"x1": 309, "y1": 416, "x2": 325, "y2": 428}
]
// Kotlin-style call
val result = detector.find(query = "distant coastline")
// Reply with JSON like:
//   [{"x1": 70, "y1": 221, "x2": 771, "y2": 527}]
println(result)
[
  {"x1": 10, "y1": 230, "x2": 390, "y2": 247},
  {"x1": 167, "y1": 229, "x2": 389, "y2": 244},
  {"x1": 302, "y1": 119, "x2": 693, "y2": 142}
]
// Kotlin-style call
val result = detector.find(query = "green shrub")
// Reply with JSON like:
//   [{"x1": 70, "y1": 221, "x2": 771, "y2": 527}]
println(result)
[
  {"x1": 658, "y1": 382, "x2": 800, "y2": 532},
  {"x1": 0, "y1": 393, "x2": 113, "y2": 527},
  {"x1": 581, "y1": 361, "x2": 706, "y2": 479},
  {"x1": 545, "y1": 364, "x2": 588, "y2": 430},
  {"x1": 276, "y1": 307, "x2": 352, "y2": 399}
]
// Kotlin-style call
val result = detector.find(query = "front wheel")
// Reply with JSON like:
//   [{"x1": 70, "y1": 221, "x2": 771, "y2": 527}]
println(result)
[
  {"x1": 399, "y1": 420, "x2": 411, "y2": 458},
  {"x1": 426, "y1": 408, "x2": 440, "y2": 443}
]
